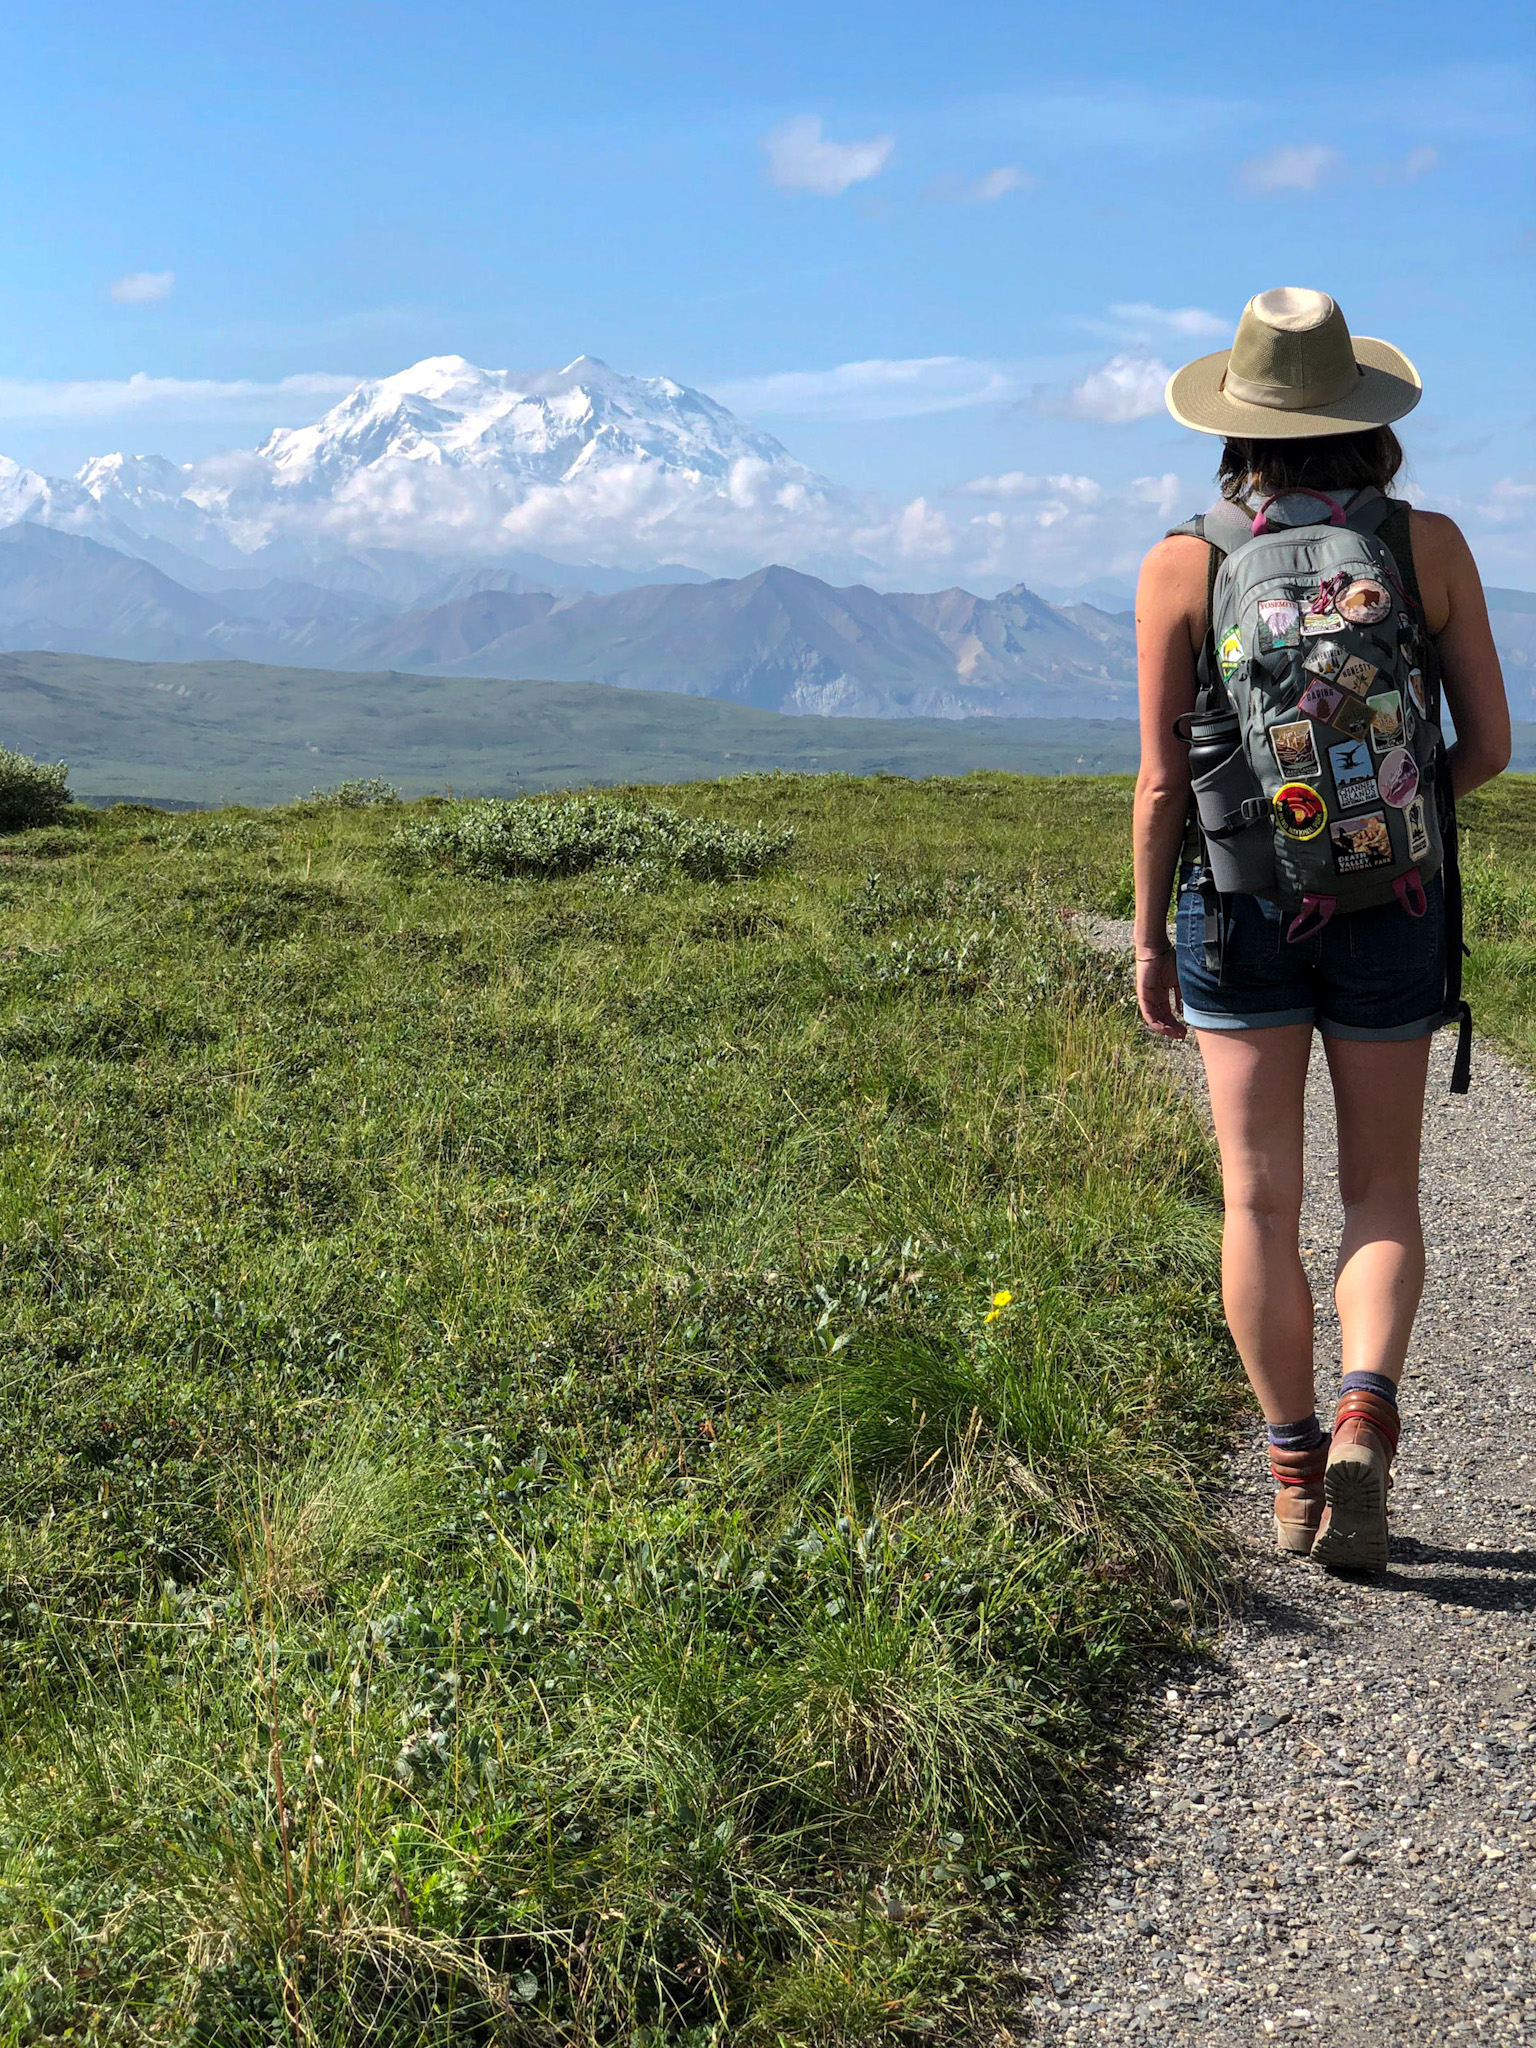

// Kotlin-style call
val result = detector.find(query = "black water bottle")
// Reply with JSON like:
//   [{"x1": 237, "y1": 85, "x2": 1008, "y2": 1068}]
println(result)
[{"x1": 1176, "y1": 708, "x2": 1242, "y2": 781}]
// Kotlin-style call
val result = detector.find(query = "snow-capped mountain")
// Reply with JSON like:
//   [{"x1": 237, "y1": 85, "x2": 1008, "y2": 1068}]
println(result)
[
  {"x1": 73, "y1": 450, "x2": 253, "y2": 572},
  {"x1": 14, "y1": 355, "x2": 826, "y2": 578},
  {"x1": 0, "y1": 456, "x2": 97, "y2": 531},
  {"x1": 255, "y1": 354, "x2": 813, "y2": 495}
]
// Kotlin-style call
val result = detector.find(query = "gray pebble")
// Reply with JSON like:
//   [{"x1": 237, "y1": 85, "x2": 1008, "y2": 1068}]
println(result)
[{"x1": 1008, "y1": 999, "x2": 1536, "y2": 2046}]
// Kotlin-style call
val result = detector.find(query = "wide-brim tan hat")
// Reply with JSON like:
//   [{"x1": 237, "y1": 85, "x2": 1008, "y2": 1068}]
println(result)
[{"x1": 1166, "y1": 286, "x2": 1421, "y2": 438}]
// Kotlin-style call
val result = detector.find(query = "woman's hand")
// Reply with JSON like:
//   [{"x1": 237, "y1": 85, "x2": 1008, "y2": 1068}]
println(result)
[{"x1": 1136, "y1": 946, "x2": 1186, "y2": 1039}]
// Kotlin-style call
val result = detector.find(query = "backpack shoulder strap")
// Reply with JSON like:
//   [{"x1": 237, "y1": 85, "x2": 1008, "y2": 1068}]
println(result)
[
  {"x1": 1368, "y1": 495, "x2": 1472, "y2": 1091},
  {"x1": 1373, "y1": 497, "x2": 1424, "y2": 608},
  {"x1": 1307, "y1": 483, "x2": 1391, "y2": 535},
  {"x1": 1165, "y1": 500, "x2": 1256, "y2": 560},
  {"x1": 1167, "y1": 500, "x2": 1257, "y2": 560},
  {"x1": 1165, "y1": 500, "x2": 1256, "y2": 660}
]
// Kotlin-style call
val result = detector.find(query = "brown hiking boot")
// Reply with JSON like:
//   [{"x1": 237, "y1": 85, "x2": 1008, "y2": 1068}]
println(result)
[
  {"x1": 1311, "y1": 1389, "x2": 1400, "y2": 1574},
  {"x1": 1270, "y1": 1441, "x2": 1328, "y2": 1556}
]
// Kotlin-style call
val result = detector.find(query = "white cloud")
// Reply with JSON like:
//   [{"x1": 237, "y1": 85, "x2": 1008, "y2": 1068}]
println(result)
[
  {"x1": 1239, "y1": 143, "x2": 1343, "y2": 194},
  {"x1": 894, "y1": 496, "x2": 954, "y2": 559},
  {"x1": 110, "y1": 269, "x2": 176, "y2": 305},
  {"x1": 0, "y1": 371, "x2": 358, "y2": 423},
  {"x1": 714, "y1": 355, "x2": 1021, "y2": 421},
  {"x1": 966, "y1": 165, "x2": 1029, "y2": 202},
  {"x1": 192, "y1": 434, "x2": 1179, "y2": 595},
  {"x1": 926, "y1": 165, "x2": 1033, "y2": 203},
  {"x1": 1382, "y1": 144, "x2": 1440, "y2": 184},
  {"x1": 1477, "y1": 478, "x2": 1536, "y2": 522},
  {"x1": 1107, "y1": 302, "x2": 1229, "y2": 341},
  {"x1": 962, "y1": 471, "x2": 1103, "y2": 505},
  {"x1": 1129, "y1": 472, "x2": 1185, "y2": 522},
  {"x1": 1049, "y1": 353, "x2": 1171, "y2": 425},
  {"x1": 763, "y1": 115, "x2": 894, "y2": 196}
]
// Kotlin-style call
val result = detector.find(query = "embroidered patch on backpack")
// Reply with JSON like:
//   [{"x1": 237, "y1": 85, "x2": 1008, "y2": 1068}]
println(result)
[
  {"x1": 1407, "y1": 666, "x2": 1427, "y2": 718},
  {"x1": 1297, "y1": 677, "x2": 1346, "y2": 724},
  {"x1": 1271, "y1": 721, "x2": 1321, "y2": 777},
  {"x1": 1329, "y1": 738, "x2": 1378, "y2": 810},
  {"x1": 1368, "y1": 691, "x2": 1405, "y2": 751},
  {"x1": 1330, "y1": 810, "x2": 1394, "y2": 872},
  {"x1": 1376, "y1": 747, "x2": 1419, "y2": 809},
  {"x1": 1334, "y1": 654, "x2": 1378, "y2": 698},
  {"x1": 1331, "y1": 696, "x2": 1376, "y2": 743},
  {"x1": 1273, "y1": 782, "x2": 1327, "y2": 841},
  {"x1": 1338, "y1": 577, "x2": 1392, "y2": 626},
  {"x1": 1405, "y1": 794, "x2": 1431, "y2": 859},
  {"x1": 1303, "y1": 639, "x2": 1347, "y2": 680},
  {"x1": 1257, "y1": 598, "x2": 1301, "y2": 651},
  {"x1": 1219, "y1": 626, "x2": 1244, "y2": 679}
]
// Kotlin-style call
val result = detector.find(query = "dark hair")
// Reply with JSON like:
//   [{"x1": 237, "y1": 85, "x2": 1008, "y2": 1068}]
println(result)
[{"x1": 1217, "y1": 424, "x2": 1404, "y2": 503}]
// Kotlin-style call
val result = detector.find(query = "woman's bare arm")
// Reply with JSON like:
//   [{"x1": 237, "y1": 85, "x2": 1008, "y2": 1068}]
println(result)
[
  {"x1": 1132, "y1": 534, "x2": 1208, "y2": 1037},
  {"x1": 1408, "y1": 508, "x2": 1511, "y2": 798}
]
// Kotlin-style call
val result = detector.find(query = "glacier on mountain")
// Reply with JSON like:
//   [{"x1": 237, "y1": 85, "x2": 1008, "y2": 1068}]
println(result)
[
  {"x1": 0, "y1": 350, "x2": 1199, "y2": 598},
  {"x1": 31, "y1": 355, "x2": 827, "y2": 577}
]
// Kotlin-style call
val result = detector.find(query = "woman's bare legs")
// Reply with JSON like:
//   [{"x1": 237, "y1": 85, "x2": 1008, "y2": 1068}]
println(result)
[
  {"x1": 1196, "y1": 1024, "x2": 1316, "y2": 1423},
  {"x1": 1196, "y1": 1023, "x2": 1432, "y2": 1422},
  {"x1": 1323, "y1": 1032, "x2": 1432, "y2": 1384}
]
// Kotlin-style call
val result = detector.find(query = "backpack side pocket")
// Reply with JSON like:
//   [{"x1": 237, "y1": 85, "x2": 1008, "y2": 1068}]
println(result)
[{"x1": 1191, "y1": 743, "x2": 1277, "y2": 896}]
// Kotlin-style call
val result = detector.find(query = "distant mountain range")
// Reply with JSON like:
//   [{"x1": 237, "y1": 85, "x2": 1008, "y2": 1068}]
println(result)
[
  {"x1": 0, "y1": 351, "x2": 1528, "y2": 721},
  {"x1": 0, "y1": 521, "x2": 1139, "y2": 718},
  {"x1": 0, "y1": 516, "x2": 1530, "y2": 723}
]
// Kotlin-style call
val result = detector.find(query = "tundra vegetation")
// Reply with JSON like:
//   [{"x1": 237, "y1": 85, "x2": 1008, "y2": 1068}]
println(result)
[
  {"x1": 0, "y1": 765, "x2": 1527, "y2": 2045},
  {"x1": 1458, "y1": 776, "x2": 1536, "y2": 1071}
]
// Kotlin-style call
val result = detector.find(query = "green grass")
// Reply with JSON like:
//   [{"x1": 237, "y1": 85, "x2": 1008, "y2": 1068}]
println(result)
[
  {"x1": 1460, "y1": 775, "x2": 1536, "y2": 1072},
  {"x1": 0, "y1": 770, "x2": 1238, "y2": 2044}
]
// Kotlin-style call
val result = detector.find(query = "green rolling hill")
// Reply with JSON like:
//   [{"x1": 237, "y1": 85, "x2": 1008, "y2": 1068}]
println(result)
[{"x1": 0, "y1": 649, "x2": 1143, "y2": 804}]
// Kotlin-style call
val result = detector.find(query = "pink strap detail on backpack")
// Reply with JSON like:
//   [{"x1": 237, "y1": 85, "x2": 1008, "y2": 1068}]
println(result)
[
  {"x1": 1285, "y1": 894, "x2": 1337, "y2": 945},
  {"x1": 1251, "y1": 489, "x2": 1347, "y2": 537},
  {"x1": 1393, "y1": 867, "x2": 1428, "y2": 918}
]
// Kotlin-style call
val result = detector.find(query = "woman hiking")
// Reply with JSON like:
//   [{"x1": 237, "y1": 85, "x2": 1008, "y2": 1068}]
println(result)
[{"x1": 1133, "y1": 287, "x2": 1510, "y2": 1570}]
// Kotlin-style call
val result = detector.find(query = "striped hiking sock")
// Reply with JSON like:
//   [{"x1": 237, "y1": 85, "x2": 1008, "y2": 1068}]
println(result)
[
  {"x1": 1267, "y1": 1412, "x2": 1326, "y2": 1457},
  {"x1": 1267, "y1": 1413, "x2": 1326, "y2": 1489},
  {"x1": 1337, "y1": 1370, "x2": 1399, "y2": 1410},
  {"x1": 1267, "y1": 1413, "x2": 1328, "y2": 1506}
]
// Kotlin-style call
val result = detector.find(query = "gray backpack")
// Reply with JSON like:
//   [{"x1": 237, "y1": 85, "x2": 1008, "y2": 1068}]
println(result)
[{"x1": 1170, "y1": 486, "x2": 1470, "y2": 1090}]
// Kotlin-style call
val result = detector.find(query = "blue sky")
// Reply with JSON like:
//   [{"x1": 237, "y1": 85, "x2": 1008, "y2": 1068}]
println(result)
[{"x1": 0, "y1": 0, "x2": 1532, "y2": 589}]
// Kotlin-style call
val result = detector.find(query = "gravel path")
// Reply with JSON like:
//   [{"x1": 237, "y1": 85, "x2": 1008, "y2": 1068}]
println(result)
[{"x1": 1013, "y1": 977, "x2": 1536, "y2": 2046}]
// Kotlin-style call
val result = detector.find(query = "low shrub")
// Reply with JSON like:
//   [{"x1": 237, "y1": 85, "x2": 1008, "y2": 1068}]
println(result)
[
  {"x1": 304, "y1": 776, "x2": 402, "y2": 808},
  {"x1": 848, "y1": 870, "x2": 1005, "y2": 932},
  {"x1": 388, "y1": 794, "x2": 796, "y2": 884},
  {"x1": 0, "y1": 746, "x2": 70, "y2": 831}
]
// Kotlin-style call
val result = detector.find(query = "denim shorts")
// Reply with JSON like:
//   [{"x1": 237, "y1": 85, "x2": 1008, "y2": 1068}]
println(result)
[{"x1": 1175, "y1": 865, "x2": 1448, "y2": 1040}]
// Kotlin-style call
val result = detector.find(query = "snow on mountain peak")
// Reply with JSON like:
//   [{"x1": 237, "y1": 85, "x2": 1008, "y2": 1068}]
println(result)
[
  {"x1": 76, "y1": 451, "x2": 191, "y2": 501},
  {"x1": 0, "y1": 353, "x2": 830, "y2": 575},
  {"x1": 253, "y1": 353, "x2": 812, "y2": 498}
]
